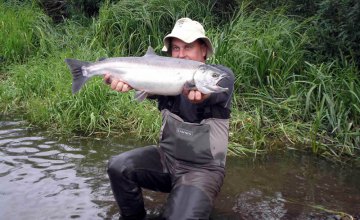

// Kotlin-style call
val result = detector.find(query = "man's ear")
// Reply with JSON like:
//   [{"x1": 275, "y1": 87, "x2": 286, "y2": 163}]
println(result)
[{"x1": 201, "y1": 44, "x2": 207, "y2": 59}]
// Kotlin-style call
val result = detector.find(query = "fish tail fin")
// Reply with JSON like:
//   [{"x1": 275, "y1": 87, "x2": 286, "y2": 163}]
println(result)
[{"x1": 65, "y1": 58, "x2": 90, "y2": 94}]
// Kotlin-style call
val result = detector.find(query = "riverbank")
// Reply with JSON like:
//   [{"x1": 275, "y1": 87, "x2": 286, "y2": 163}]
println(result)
[{"x1": 1, "y1": 1, "x2": 359, "y2": 165}]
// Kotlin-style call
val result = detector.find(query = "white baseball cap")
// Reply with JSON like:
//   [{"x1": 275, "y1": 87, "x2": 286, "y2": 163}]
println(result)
[{"x1": 162, "y1": 18, "x2": 214, "y2": 59}]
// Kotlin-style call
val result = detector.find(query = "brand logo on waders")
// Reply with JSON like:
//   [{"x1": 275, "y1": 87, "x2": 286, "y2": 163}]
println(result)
[{"x1": 176, "y1": 128, "x2": 193, "y2": 136}]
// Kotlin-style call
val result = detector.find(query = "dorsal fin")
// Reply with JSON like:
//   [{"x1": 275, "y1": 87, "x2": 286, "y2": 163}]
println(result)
[{"x1": 143, "y1": 46, "x2": 157, "y2": 57}]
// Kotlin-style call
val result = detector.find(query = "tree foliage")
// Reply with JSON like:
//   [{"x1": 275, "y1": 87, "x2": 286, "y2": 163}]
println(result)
[{"x1": 314, "y1": 0, "x2": 360, "y2": 66}]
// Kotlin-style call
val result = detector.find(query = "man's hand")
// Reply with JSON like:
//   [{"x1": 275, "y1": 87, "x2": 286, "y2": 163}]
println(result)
[
  {"x1": 104, "y1": 73, "x2": 132, "y2": 92},
  {"x1": 183, "y1": 89, "x2": 210, "y2": 104}
]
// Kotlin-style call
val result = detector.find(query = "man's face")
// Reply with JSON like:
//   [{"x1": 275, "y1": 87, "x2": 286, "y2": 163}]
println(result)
[{"x1": 170, "y1": 38, "x2": 207, "y2": 63}]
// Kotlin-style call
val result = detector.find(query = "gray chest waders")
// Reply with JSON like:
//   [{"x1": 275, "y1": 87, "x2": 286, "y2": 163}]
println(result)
[
  {"x1": 158, "y1": 110, "x2": 230, "y2": 219},
  {"x1": 107, "y1": 109, "x2": 230, "y2": 220},
  {"x1": 159, "y1": 109, "x2": 229, "y2": 167}
]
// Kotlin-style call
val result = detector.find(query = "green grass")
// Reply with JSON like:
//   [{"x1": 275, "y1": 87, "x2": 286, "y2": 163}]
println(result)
[
  {"x1": 0, "y1": 1, "x2": 52, "y2": 65},
  {"x1": 0, "y1": 1, "x2": 359, "y2": 165}
]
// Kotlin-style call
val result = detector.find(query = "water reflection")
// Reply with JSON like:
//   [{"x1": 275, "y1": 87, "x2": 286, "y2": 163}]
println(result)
[
  {"x1": 0, "y1": 116, "x2": 359, "y2": 220},
  {"x1": 213, "y1": 153, "x2": 360, "y2": 220}
]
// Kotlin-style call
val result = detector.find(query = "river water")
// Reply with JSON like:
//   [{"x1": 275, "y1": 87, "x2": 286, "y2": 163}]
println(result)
[{"x1": 0, "y1": 116, "x2": 359, "y2": 220}]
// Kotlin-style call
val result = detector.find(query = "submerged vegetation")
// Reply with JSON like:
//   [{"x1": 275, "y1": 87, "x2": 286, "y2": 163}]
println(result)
[{"x1": 1, "y1": 0, "x2": 359, "y2": 165}]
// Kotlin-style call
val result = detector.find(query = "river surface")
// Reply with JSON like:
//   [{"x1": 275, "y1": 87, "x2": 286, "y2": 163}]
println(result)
[{"x1": 0, "y1": 116, "x2": 359, "y2": 220}]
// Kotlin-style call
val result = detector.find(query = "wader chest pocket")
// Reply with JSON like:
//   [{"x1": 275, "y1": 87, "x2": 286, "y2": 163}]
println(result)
[{"x1": 160, "y1": 112, "x2": 213, "y2": 164}]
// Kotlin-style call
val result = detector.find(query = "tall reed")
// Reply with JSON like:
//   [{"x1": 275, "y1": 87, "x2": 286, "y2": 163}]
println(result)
[
  {"x1": 299, "y1": 60, "x2": 360, "y2": 160},
  {"x1": 89, "y1": 0, "x2": 215, "y2": 56},
  {"x1": 212, "y1": 8, "x2": 310, "y2": 151}
]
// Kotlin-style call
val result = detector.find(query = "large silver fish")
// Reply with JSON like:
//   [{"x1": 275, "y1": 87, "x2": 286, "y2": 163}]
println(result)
[{"x1": 65, "y1": 47, "x2": 228, "y2": 100}]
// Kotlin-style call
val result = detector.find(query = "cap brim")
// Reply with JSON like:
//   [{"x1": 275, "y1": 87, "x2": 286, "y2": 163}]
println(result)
[{"x1": 162, "y1": 34, "x2": 214, "y2": 59}]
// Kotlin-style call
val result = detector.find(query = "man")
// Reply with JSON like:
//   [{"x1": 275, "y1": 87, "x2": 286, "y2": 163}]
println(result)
[{"x1": 105, "y1": 17, "x2": 234, "y2": 220}]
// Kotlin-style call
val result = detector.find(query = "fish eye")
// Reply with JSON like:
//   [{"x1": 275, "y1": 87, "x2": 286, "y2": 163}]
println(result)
[{"x1": 212, "y1": 73, "x2": 219, "y2": 78}]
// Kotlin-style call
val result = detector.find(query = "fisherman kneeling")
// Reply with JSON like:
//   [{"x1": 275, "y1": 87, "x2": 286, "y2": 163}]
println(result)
[{"x1": 105, "y1": 17, "x2": 234, "y2": 220}]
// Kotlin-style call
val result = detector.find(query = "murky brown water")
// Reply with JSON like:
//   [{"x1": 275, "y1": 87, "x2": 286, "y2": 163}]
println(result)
[{"x1": 0, "y1": 116, "x2": 359, "y2": 220}]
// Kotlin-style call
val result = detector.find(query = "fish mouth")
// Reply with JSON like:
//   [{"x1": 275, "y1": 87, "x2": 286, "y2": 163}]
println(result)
[
  {"x1": 216, "y1": 75, "x2": 228, "y2": 85},
  {"x1": 213, "y1": 82, "x2": 228, "y2": 92},
  {"x1": 214, "y1": 76, "x2": 229, "y2": 92}
]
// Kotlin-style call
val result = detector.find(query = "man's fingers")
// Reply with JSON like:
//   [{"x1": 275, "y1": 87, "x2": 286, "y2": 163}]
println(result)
[
  {"x1": 194, "y1": 91, "x2": 202, "y2": 101},
  {"x1": 122, "y1": 83, "x2": 130, "y2": 92},
  {"x1": 115, "y1": 81, "x2": 124, "y2": 92},
  {"x1": 105, "y1": 74, "x2": 132, "y2": 93},
  {"x1": 188, "y1": 90, "x2": 195, "y2": 100},
  {"x1": 188, "y1": 90, "x2": 201, "y2": 101},
  {"x1": 186, "y1": 90, "x2": 210, "y2": 103},
  {"x1": 104, "y1": 73, "x2": 111, "y2": 84},
  {"x1": 111, "y1": 79, "x2": 120, "y2": 90}
]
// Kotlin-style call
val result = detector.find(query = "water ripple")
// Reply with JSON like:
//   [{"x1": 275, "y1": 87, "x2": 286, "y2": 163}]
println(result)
[{"x1": 0, "y1": 118, "x2": 102, "y2": 220}]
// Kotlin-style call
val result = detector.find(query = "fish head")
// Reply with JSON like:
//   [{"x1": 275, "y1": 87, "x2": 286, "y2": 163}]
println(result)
[{"x1": 194, "y1": 65, "x2": 229, "y2": 94}]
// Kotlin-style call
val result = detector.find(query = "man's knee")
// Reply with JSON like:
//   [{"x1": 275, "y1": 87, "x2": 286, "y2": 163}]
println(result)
[
  {"x1": 107, "y1": 153, "x2": 131, "y2": 179},
  {"x1": 107, "y1": 146, "x2": 155, "y2": 179}
]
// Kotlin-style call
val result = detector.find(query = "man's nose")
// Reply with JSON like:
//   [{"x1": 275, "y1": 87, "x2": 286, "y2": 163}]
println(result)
[{"x1": 179, "y1": 49, "x2": 185, "y2": 58}]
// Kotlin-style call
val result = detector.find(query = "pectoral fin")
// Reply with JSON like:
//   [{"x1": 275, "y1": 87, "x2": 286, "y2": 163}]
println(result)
[
  {"x1": 134, "y1": 91, "x2": 149, "y2": 102},
  {"x1": 183, "y1": 81, "x2": 197, "y2": 91}
]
